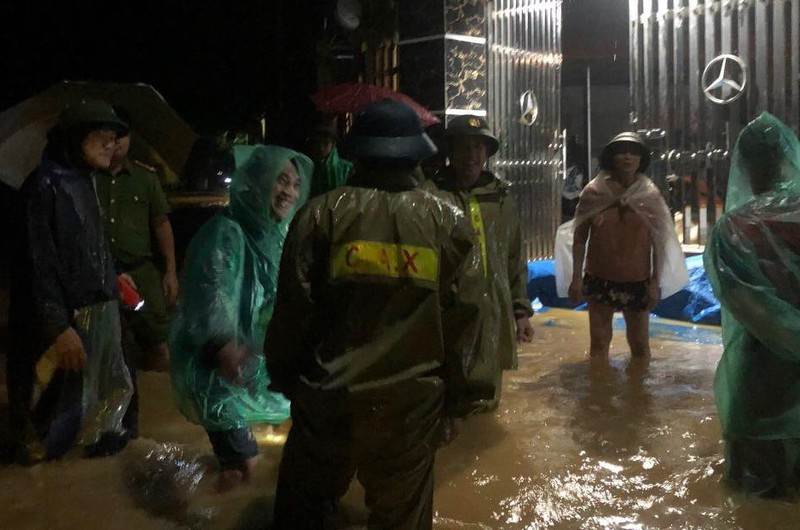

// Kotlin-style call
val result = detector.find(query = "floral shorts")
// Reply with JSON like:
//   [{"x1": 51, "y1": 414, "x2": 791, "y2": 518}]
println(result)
[{"x1": 582, "y1": 273, "x2": 649, "y2": 312}]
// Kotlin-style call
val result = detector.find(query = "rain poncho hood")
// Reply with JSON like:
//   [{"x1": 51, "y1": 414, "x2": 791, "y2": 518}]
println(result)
[
  {"x1": 169, "y1": 145, "x2": 311, "y2": 430},
  {"x1": 555, "y1": 171, "x2": 688, "y2": 298},
  {"x1": 704, "y1": 112, "x2": 800, "y2": 442}
]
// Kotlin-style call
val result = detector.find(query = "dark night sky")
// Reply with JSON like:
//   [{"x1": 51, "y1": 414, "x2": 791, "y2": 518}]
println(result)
[
  {"x1": 1, "y1": 1, "x2": 329, "y2": 148},
  {"x1": 1, "y1": 1, "x2": 627, "y2": 145}
]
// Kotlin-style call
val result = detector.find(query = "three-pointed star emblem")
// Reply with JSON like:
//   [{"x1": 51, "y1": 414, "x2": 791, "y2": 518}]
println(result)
[{"x1": 701, "y1": 54, "x2": 748, "y2": 105}]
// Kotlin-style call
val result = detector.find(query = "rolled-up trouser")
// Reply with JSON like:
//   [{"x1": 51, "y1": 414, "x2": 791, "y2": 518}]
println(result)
[
  {"x1": 206, "y1": 427, "x2": 258, "y2": 470},
  {"x1": 274, "y1": 376, "x2": 445, "y2": 530}
]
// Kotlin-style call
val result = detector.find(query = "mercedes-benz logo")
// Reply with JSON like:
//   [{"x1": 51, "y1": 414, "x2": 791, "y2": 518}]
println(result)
[{"x1": 701, "y1": 54, "x2": 747, "y2": 105}]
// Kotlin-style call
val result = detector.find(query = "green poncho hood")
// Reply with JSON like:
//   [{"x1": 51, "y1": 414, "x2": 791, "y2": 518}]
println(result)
[{"x1": 169, "y1": 145, "x2": 312, "y2": 430}]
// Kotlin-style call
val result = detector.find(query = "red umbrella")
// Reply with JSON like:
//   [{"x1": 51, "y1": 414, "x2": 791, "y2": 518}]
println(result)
[{"x1": 311, "y1": 83, "x2": 440, "y2": 127}]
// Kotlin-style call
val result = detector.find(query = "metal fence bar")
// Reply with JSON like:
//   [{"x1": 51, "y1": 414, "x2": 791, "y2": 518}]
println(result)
[
  {"x1": 688, "y1": 0, "x2": 703, "y2": 147},
  {"x1": 658, "y1": 0, "x2": 672, "y2": 137},
  {"x1": 631, "y1": 0, "x2": 642, "y2": 126},
  {"x1": 755, "y1": 0, "x2": 770, "y2": 111},
  {"x1": 773, "y1": 0, "x2": 787, "y2": 120}
]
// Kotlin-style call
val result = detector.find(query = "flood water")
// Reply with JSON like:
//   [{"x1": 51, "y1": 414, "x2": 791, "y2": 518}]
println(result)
[{"x1": 2, "y1": 308, "x2": 800, "y2": 529}]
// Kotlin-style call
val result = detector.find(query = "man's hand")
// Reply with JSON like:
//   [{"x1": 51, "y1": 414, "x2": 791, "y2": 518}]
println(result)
[
  {"x1": 162, "y1": 270, "x2": 179, "y2": 307},
  {"x1": 645, "y1": 280, "x2": 661, "y2": 311},
  {"x1": 217, "y1": 341, "x2": 250, "y2": 385},
  {"x1": 516, "y1": 317, "x2": 535, "y2": 343},
  {"x1": 51, "y1": 327, "x2": 86, "y2": 371},
  {"x1": 568, "y1": 279, "x2": 584, "y2": 304}
]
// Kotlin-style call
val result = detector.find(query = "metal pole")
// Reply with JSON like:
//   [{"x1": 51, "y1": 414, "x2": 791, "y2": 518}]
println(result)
[{"x1": 586, "y1": 63, "x2": 592, "y2": 177}]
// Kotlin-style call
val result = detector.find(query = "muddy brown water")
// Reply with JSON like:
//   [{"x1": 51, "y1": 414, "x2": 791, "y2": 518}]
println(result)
[{"x1": 2, "y1": 309, "x2": 800, "y2": 529}]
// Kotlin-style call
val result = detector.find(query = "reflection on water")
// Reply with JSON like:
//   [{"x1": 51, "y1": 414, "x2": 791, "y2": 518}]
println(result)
[{"x1": 2, "y1": 309, "x2": 800, "y2": 529}]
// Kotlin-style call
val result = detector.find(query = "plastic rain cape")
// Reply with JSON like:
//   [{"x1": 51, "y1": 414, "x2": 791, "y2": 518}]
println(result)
[
  {"x1": 704, "y1": 112, "x2": 800, "y2": 440},
  {"x1": 169, "y1": 145, "x2": 312, "y2": 431},
  {"x1": 555, "y1": 171, "x2": 688, "y2": 298}
]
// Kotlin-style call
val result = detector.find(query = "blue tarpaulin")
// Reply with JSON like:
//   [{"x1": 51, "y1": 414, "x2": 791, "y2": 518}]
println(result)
[{"x1": 527, "y1": 255, "x2": 720, "y2": 325}]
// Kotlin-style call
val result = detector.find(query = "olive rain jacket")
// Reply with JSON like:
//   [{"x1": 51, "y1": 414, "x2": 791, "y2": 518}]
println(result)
[
  {"x1": 265, "y1": 169, "x2": 483, "y2": 417},
  {"x1": 423, "y1": 169, "x2": 532, "y2": 405}
]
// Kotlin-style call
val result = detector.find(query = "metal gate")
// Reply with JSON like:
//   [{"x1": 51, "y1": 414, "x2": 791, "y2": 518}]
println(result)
[
  {"x1": 629, "y1": 0, "x2": 800, "y2": 246},
  {"x1": 489, "y1": 0, "x2": 562, "y2": 259}
]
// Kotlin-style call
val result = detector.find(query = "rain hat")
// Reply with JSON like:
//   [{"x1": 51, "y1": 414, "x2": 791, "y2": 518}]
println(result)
[
  {"x1": 599, "y1": 131, "x2": 650, "y2": 172},
  {"x1": 445, "y1": 115, "x2": 499, "y2": 157},
  {"x1": 341, "y1": 99, "x2": 437, "y2": 160},
  {"x1": 57, "y1": 99, "x2": 129, "y2": 136}
]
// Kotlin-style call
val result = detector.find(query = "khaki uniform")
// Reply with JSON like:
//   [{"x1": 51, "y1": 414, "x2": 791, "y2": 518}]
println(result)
[
  {"x1": 423, "y1": 168, "x2": 532, "y2": 409},
  {"x1": 94, "y1": 161, "x2": 172, "y2": 348},
  {"x1": 266, "y1": 172, "x2": 482, "y2": 530}
]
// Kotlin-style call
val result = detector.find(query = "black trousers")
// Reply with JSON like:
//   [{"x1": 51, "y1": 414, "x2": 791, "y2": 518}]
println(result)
[{"x1": 274, "y1": 378, "x2": 445, "y2": 530}]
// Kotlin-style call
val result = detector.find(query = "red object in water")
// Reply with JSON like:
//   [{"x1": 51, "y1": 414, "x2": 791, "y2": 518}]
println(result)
[
  {"x1": 310, "y1": 83, "x2": 441, "y2": 127},
  {"x1": 117, "y1": 275, "x2": 145, "y2": 311}
]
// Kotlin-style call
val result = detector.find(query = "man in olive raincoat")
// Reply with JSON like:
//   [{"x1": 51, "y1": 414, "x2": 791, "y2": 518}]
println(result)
[
  {"x1": 266, "y1": 100, "x2": 482, "y2": 530},
  {"x1": 169, "y1": 145, "x2": 311, "y2": 489},
  {"x1": 423, "y1": 115, "x2": 534, "y2": 411},
  {"x1": 704, "y1": 112, "x2": 800, "y2": 497}
]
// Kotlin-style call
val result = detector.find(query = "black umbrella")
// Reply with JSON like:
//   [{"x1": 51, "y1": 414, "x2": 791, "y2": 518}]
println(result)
[{"x1": 0, "y1": 80, "x2": 197, "y2": 189}]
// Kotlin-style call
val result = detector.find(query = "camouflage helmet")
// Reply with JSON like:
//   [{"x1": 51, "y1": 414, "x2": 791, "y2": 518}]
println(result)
[{"x1": 444, "y1": 115, "x2": 499, "y2": 157}]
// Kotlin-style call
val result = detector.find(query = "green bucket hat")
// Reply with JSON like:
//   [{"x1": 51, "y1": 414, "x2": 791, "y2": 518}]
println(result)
[{"x1": 57, "y1": 99, "x2": 129, "y2": 136}]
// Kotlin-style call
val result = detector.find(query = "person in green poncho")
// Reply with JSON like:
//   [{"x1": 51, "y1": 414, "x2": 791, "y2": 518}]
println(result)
[
  {"x1": 305, "y1": 124, "x2": 353, "y2": 197},
  {"x1": 704, "y1": 112, "x2": 800, "y2": 497},
  {"x1": 169, "y1": 144, "x2": 311, "y2": 490}
]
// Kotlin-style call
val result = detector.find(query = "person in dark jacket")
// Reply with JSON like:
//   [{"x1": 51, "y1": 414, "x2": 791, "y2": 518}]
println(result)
[
  {"x1": 266, "y1": 100, "x2": 483, "y2": 529},
  {"x1": 8, "y1": 99, "x2": 134, "y2": 462}
]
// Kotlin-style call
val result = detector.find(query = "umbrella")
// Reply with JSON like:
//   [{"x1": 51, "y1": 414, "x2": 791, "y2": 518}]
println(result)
[
  {"x1": 310, "y1": 83, "x2": 440, "y2": 127},
  {"x1": 0, "y1": 81, "x2": 198, "y2": 189}
]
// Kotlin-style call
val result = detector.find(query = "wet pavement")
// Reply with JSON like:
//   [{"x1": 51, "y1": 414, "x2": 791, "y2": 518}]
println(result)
[{"x1": 2, "y1": 308, "x2": 800, "y2": 529}]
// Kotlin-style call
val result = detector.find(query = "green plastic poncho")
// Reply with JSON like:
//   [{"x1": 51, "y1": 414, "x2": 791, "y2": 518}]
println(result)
[
  {"x1": 704, "y1": 113, "x2": 800, "y2": 492},
  {"x1": 169, "y1": 145, "x2": 312, "y2": 431},
  {"x1": 309, "y1": 146, "x2": 353, "y2": 197}
]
